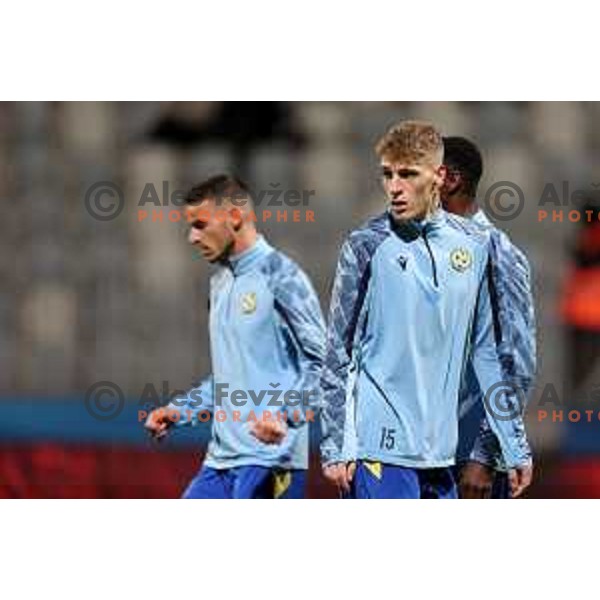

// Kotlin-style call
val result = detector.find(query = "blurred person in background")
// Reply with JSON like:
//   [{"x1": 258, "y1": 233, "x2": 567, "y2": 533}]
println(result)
[
  {"x1": 560, "y1": 194, "x2": 600, "y2": 395},
  {"x1": 319, "y1": 121, "x2": 532, "y2": 499},
  {"x1": 441, "y1": 136, "x2": 537, "y2": 499},
  {"x1": 145, "y1": 175, "x2": 324, "y2": 499}
]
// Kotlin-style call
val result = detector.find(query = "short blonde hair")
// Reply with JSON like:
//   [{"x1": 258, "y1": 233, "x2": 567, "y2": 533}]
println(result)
[{"x1": 375, "y1": 120, "x2": 443, "y2": 165}]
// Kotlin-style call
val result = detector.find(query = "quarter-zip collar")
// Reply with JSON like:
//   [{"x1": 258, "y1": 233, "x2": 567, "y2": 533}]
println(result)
[
  {"x1": 412, "y1": 208, "x2": 446, "y2": 235},
  {"x1": 387, "y1": 209, "x2": 444, "y2": 288},
  {"x1": 388, "y1": 208, "x2": 446, "y2": 241},
  {"x1": 227, "y1": 235, "x2": 273, "y2": 277}
]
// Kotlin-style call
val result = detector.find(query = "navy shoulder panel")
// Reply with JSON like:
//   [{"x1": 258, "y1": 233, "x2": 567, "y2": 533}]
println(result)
[
  {"x1": 260, "y1": 249, "x2": 314, "y2": 303},
  {"x1": 345, "y1": 211, "x2": 391, "y2": 266}
]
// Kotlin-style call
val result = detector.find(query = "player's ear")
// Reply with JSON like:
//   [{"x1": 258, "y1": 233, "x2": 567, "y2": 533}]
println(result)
[
  {"x1": 229, "y1": 206, "x2": 244, "y2": 230},
  {"x1": 442, "y1": 166, "x2": 461, "y2": 194},
  {"x1": 434, "y1": 164, "x2": 448, "y2": 191}
]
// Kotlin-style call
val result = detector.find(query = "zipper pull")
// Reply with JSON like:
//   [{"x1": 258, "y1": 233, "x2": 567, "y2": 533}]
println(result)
[{"x1": 422, "y1": 229, "x2": 439, "y2": 287}]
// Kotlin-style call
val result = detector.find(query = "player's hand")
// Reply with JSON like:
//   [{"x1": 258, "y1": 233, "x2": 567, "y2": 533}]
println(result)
[
  {"x1": 250, "y1": 420, "x2": 288, "y2": 444},
  {"x1": 508, "y1": 462, "x2": 533, "y2": 498},
  {"x1": 323, "y1": 462, "x2": 356, "y2": 493},
  {"x1": 144, "y1": 408, "x2": 172, "y2": 440},
  {"x1": 459, "y1": 461, "x2": 494, "y2": 499}
]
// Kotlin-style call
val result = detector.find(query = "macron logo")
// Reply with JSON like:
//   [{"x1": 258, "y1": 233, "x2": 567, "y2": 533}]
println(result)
[{"x1": 397, "y1": 255, "x2": 408, "y2": 270}]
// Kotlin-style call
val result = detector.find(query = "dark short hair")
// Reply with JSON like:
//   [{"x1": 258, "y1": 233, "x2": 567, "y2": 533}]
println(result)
[
  {"x1": 185, "y1": 174, "x2": 252, "y2": 205},
  {"x1": 443, "y1": 136, "x2": 483, "y2": 197}
]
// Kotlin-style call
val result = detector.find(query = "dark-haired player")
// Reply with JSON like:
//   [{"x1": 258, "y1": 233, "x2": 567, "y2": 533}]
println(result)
[
  {"x1": 442, "y1": 136, "x2": 536, "y2": 498},
  {"x1": 145, "y1": 175, "x2": 324, "y2": 498}
]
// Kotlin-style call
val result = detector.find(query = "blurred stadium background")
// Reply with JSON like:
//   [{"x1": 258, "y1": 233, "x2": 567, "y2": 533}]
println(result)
[{"x1": 1, "y1": 101, "x2": 599, "y2": 498}]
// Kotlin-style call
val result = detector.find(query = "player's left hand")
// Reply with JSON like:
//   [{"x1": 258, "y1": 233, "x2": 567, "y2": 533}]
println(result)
[
  {"x1": 250, "y1": 420, "x2": 288, "y2": 444},
  {"x1": 508, "y1": 462, "x2": 534, "y2": 498}
]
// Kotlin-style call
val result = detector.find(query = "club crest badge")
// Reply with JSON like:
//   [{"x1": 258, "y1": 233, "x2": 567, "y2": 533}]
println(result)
[
  {"x1": 450, "y1": 248, "x2": 473, "y2": 273},
  {"x1": 397, "y1": 255, "x2": 408, "y2": 270},
  {"x1": 241, "y1": 292, "x2": 257, "y2": 314}
]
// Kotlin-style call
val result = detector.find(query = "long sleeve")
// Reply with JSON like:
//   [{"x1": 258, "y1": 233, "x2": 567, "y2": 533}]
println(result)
[
  {"x1": 470, "y1": 258, "x2": 532, "y2": 468},
  {"x1": 167, "y1": 375, "x2": 215, "y2": 427},
  {"x1": 320, "y1": 238, "x2": 372, "y2": 465},
  {"x1": 469, "y1": 418, "x2": 500, "y2": 467},
  {"x1": 471, "y1": 235, "x2": 536, "y2": 468},
  {"x1": 272, "y1": 265, "x2": 326, "y2": 426}
]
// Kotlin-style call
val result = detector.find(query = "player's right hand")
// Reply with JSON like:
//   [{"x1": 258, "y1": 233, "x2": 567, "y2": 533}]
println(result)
[
  {"x1": 250, "y1": 420, "x2": 288, "y2": 444},
  {"x1": 144, "y1": 408, "x2": 173, "y2": 440},
  {"x1": 323, "y1": 462, "x2": 356, "y2": 493},
  {"x1": 459, "y1": 461, "x2": 494, "y2": 499}
]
